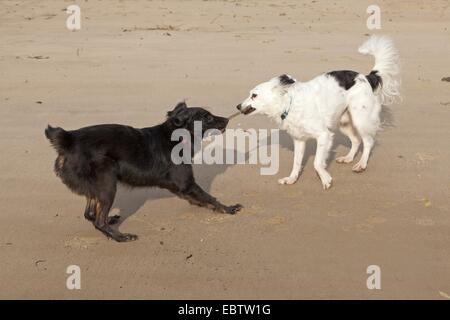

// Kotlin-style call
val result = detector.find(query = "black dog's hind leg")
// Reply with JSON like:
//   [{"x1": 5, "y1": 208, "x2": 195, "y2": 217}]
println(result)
[
  {"x1": 92, "y1": 175, "x2": 138, "y2": 242},
  {"x1": 84, "y1": 196, "x2": 120, "y2": 225},
  {"x1": 177, "y1": 182, "x2": 242, "y2": 214}
]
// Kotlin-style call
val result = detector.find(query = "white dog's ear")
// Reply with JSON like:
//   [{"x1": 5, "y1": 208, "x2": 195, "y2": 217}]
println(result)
[
  {"x1": 274, "y1": 74, "x2": 296, "y2": 95},
  {"x1": 279, "y1": 74, "x2": 296, "y2": 86}
]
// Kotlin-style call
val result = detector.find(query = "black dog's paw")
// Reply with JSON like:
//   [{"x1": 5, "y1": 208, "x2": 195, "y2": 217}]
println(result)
[
  {"x1": 225, "y1": 204, "x2": 243, "y2": 214},
  {"x1": 108, "y1": 215, "x2": 121, "y2": 225},
  {"x1": 96, "y1": 225, "x2": 138, "y2": 242},
  {"x1": 115, "y1": 233, "x2": 138, "y2": 242}
]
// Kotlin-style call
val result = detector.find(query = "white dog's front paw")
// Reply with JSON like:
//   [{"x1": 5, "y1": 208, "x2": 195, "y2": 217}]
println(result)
[
  {"x1": 278, "y1": 176, "x2": 297, "y2": 185},
  {"x1": 320, "y1": 175, "x2": 333, "y2": 190},
  {"x1": 352, "y1": 162, "x2": 367, "y2": 173},
  {"x1": 336, "y1": 155, "x2": 354, "y2": 164}
]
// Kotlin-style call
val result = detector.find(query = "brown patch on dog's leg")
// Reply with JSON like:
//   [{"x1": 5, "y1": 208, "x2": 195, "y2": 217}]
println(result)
[
  {"x1": 93, "y1": 184, "x2": 137, "y2": 242},
  {"x1": 83, "y1": 197, "x2": 95, "y2": 222},
  {"x1": 87, "y1": 197, "x2": 119, "y2": 225},
  {"x1": 94, "y1": 200, "x2": 104, "y2": 226}
]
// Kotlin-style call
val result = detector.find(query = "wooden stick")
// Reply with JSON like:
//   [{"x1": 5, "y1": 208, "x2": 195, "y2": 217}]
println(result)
[{"x1": 228, "y1": 111, "x2": 241, "y2": 120}]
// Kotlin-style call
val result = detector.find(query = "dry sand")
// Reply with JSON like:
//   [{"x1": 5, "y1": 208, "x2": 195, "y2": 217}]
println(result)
[{"x1": 0, "y1": 0, "x2": 449, "y2": 299}]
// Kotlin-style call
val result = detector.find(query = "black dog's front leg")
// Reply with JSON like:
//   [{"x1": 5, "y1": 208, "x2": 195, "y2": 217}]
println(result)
[{"x1": 178, "y1": 183, "x2": 242, "y2": 214}]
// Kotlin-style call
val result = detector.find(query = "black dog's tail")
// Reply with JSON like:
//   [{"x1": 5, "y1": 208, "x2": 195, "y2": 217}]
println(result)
[{"x1": 45, "y1": 125, "x2": 73, "y2": 154}]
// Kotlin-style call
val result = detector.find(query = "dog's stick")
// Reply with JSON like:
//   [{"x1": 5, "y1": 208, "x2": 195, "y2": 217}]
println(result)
[{"x1": 228, "y1": 111, "x2": 241, "y2": 120}]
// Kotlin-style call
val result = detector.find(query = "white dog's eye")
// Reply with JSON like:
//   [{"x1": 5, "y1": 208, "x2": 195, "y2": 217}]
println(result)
[{"x1": 251, "y1": 93, "x2": 257, "y2": 99}]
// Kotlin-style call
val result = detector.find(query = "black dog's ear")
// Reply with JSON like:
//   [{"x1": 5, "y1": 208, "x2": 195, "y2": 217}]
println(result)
[
  {"x1": 167, "y1": 101, "x2": 187, "y2": 117},
  {"x1": 167, "y1": 102, "x2": 189, "y2": 127}
]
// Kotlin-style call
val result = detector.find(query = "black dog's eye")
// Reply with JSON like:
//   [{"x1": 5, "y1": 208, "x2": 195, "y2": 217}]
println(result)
[
  {"x1": 251, "y1": 93, "x2": 257, "y2": 99},
  {"x1": 206, "y1": 115, "x2": 214, "y2": 122}
]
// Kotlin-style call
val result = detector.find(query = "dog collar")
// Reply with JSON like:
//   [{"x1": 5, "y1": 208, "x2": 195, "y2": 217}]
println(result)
[{"x1": 281, "y1": 95, "x2": 293, "y2": 120}]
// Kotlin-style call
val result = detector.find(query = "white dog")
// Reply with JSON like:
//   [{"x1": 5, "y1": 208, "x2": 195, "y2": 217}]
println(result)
[{"x1": 237, "y1": 35, "x2": 400, "y2": 189}]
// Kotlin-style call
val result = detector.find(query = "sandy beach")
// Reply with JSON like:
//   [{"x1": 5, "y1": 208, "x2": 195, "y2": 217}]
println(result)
[{"x1": 0, "y1": 0, "x2": 449, "y2": 299}]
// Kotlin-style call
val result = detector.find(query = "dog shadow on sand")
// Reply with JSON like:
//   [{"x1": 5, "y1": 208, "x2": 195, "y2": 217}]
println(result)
[
  {"x1": 111, "y1": 134, "x2": 348, "y2": 227},
  {"x1": 112, "y1": 107, "x2": 394, "y2": 227},
  {"x1": 112, "y1": 160, "x2": 233, "y2": 228}
]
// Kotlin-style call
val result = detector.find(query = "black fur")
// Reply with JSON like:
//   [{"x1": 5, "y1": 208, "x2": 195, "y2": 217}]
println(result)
[
  {"x1": 279, "y1": 74, "x2": 296, "y2": 86},
  {"x1": 327, "y1": 70, "x2": 382, "y2": 91},
  {"x1": 365, "y1": 70, "x2": 382, "y2": 91},
  {"x1": 45, "y1": 102, "x2": 242, "y2": 242},
  {"x1": 327, "y1": 70, "x2": 359, "y2": 90}
]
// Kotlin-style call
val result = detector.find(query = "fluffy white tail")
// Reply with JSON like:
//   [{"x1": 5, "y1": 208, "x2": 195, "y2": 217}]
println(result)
[{"x1": 358, "y1": 35, "x2": 400, "y2": 105}]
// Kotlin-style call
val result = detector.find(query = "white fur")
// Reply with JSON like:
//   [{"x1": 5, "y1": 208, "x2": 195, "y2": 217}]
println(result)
[
  {"x1": 238, "y1": 35, "x2": 400, "y2": 189},
  {"x1": 358, "y1": 35, "x2": 401, "y2": 105}
]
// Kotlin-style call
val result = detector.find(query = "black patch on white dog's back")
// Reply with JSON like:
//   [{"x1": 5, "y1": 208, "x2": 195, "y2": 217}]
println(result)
[
  {"x1": 365, "y1": 70, "x2": 382, "y2": 91},
  {"x1": 279, "y1": 74, "x2": 296, "y2": 86},
  {"x1": 327, "y1": 70, "x2": 358, "y2": 90},
  {"x1": 328, "y1": 69, "x2": 383, "y2": 92}
]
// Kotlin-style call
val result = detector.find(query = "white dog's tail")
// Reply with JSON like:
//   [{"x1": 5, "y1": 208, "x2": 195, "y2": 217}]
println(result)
[{"x1": 358, "y1": 35, "x2": 400, "y2": 105}]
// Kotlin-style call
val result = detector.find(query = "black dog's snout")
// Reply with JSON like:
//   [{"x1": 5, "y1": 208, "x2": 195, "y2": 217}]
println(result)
[{"x1": 236, "y1": 104, "x2": 242, "y2": 110}]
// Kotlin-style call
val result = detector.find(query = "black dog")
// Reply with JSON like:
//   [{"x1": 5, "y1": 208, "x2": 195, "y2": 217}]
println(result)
[{"x1": 45, "y1": 102, "x2": 242, "y2": 242}]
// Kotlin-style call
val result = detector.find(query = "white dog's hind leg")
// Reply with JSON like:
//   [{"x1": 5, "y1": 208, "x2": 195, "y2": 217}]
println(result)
[
  {"x1": 352, "y1": 134, "x2": 374, "y2": 172},
  {"x1": 336, "y1": 111, "x2": 361, "y2": 164},
  {"x1": 314, "y1": 132, "x2": 334, "y2": 189},
  {"x1": 278, "y1": 139, "x2": 305, "y2": 185},
  {"x1": 349, "y1": 99, "x2": 381, "y2": 173}
]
